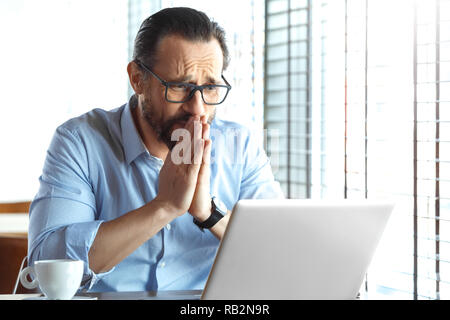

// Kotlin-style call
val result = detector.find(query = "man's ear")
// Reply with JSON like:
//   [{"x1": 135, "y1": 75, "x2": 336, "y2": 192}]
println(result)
[{"x1": 127, "y1": 61, "x2": 144, "y2": 94}]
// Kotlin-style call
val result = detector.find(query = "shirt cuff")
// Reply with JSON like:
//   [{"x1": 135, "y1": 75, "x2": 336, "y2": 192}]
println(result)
[{"x1": 64, "y1": 220, "x2": 115, "y2": 291}]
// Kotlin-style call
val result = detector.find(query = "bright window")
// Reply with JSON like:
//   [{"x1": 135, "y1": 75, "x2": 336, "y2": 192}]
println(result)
[
  {"x1": 264, "y1": 0, "x2": 450, "y2": 299},
  {"x1": 0, "y1": 0, "x2": 129, "y2": 201}
]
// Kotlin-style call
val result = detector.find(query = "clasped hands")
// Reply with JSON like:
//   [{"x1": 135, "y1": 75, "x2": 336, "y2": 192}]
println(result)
[{"x1": 155, "y1": 115, "x2": 212, "y2": 223}]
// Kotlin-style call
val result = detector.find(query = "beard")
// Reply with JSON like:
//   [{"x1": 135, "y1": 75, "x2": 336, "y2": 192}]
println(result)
[{"x1": 140, "y1": 95, "x2": 216, "y2": 150}]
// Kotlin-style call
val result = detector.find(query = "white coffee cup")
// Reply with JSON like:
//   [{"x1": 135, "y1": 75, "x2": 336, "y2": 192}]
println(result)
[{"x1": 20, "y1": 259, "x2": 84, "y2": 300}]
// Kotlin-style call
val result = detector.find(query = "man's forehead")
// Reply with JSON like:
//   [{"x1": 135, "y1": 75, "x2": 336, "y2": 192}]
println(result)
[
  {"x1": 157, "y1": 34, "x2": 222, "y2": 56},
  {"x1": 154, "y1": 34, "x2": 224, "y2": 79}
]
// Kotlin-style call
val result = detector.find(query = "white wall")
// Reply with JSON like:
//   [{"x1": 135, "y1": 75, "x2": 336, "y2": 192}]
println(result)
[{"x1": 0, "y1": 0, "x2": 129, "y2": 201}]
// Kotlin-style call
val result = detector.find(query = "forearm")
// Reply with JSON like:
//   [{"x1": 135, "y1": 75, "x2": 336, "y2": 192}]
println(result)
[{"x1": 88, "y1": 199, "x2": 178, "y2": 274}]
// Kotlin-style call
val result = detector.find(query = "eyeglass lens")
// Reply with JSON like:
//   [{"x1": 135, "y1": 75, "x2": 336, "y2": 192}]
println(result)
[{"x1": 166, "y1": 84, "x2": 228, "y2": 104}]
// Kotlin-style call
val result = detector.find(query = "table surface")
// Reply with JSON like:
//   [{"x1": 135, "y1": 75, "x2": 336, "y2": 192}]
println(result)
[
  {"x1": 0, "y1": 289, "x2": 402, "y2": 300},
  {"x1": 0, "y1": 290, "x2": 203, "y2": 300},
  {"x1": 0, "y1": 212, "x2": 406, "y2": 301}
]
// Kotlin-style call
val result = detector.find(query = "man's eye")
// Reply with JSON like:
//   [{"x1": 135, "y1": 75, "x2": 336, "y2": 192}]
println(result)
[
  {"x1": 171, "y1": 84, "x2": 189, "y2": 91},
  {"x1": 204, "y1": 85, "x2": 217, "y2": 91}
]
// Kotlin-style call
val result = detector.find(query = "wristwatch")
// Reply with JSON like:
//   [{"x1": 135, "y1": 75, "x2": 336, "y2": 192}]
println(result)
[{"x1": 193, "y1": 197, "x2": 227, "y2": 230}]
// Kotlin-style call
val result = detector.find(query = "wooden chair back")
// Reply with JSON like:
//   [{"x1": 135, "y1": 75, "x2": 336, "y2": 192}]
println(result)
[
  {"x1": 0, "y1": 201, "x2": 31, "y2": 213},
  {"x1": 0, "y1": 201, "x2": 36, "y2": 294}
]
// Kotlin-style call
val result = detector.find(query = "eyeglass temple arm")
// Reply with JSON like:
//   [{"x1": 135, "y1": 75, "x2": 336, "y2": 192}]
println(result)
[
  {"x1": 134, "y1": 59, "x2": 168, "y2": 85},
  {"x1": 221, "y1": 75, "x2": 232, "y2": 89}
]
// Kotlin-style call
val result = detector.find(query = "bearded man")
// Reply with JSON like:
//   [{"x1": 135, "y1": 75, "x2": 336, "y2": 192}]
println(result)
[{"x1": 28, "y1": 7, "x2": 283, "y2": 292}]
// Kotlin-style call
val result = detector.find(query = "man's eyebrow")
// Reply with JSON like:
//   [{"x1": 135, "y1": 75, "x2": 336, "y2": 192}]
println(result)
[
  {"x1": 169, "y1": 75, "x2": 220, "y2": 84},
  {"x1": 206, "y1": 76, "x2": 220, "y2": 84}
]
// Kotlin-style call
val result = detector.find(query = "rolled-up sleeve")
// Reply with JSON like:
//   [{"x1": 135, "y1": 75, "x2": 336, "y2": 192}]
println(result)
[{"x1": 28, "y1": 125, "x2": 113, "y2": 290}]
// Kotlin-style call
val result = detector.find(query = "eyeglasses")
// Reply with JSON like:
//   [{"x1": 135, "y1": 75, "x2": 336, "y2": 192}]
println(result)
[{"x1": 135, "y1": 60, "x2": 232, "y2": 105}]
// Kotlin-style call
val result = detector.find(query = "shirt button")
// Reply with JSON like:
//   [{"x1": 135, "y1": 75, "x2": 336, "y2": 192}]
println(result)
[
  {"x1": 166, "y1": 224, "x2": 171, "y2": 230},
  {"x1": 160, "y1": 261, "x2": 166, "y2": 268}
]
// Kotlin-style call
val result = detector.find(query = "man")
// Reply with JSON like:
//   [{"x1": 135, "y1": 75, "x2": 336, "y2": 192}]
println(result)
[{"x1": 28, "y1": 7, "x2": 283, "y2": 292}]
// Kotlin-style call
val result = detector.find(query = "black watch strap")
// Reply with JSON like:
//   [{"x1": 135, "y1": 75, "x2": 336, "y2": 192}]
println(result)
[{"x1": 193, "y1": 198, "x2": 225, "y2": 230}]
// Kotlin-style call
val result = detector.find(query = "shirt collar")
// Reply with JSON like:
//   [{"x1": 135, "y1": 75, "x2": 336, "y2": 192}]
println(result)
[{"x1": 121, "y1": 97, "x2": 147, "y2": 164}]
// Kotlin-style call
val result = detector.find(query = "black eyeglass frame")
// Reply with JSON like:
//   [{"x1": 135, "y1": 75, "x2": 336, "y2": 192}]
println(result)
[{"x1": 135, "y1": 59, "x2": 232, "y2": 105}]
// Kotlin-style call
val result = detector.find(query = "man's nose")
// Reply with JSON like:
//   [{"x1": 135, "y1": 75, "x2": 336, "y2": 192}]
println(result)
[{"x1": 183, "y1": 89, "x2": 206, "y2": 116}]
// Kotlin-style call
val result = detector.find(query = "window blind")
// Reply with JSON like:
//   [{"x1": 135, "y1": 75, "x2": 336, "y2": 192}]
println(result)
[
  {"x1": 264, "y1": 0, "x2": 450, "y2": 299},
  {"x1": 264, "y1": 0, "x2": 312, "y2": 198},
  {"x1": 413, "y1": 0, "x2": 450, "y2": 299},
  {"x1": 341, "y1": 0, "x2": 450, "y2": 299}
]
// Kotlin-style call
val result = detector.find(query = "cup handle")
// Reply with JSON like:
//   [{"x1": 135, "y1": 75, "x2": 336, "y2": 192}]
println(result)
[{"x1": 19, "y1": 266, "x2": 38, "y2": 289}]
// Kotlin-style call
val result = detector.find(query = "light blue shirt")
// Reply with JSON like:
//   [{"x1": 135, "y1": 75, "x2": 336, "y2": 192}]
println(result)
[{"x1": 28, "y1": 100, "x2": 283, "y2": 292}]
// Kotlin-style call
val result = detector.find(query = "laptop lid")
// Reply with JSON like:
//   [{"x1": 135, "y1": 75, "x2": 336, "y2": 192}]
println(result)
[{"x1": 201, "y1": 199, "x2": 394, "y2": 300}]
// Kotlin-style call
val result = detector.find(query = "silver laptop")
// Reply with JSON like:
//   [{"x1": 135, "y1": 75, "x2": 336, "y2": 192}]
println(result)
[{"x1": 201, "y1": 199, "x2": 394, "y2": 300}]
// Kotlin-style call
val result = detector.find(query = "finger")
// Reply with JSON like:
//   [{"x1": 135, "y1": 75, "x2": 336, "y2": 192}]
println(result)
[
  {"x1": 202, "y1": 123, "x2": 210, "y2": 140},
  {"x1": 176, "y1": 118, "x2": 192, "y2": 165},
  {"x1": 192, "y1": 138, "x2": 204, "y2": 166},
  {"x1": 184, "y1": 116, "x2": 194, "y2": 134},
  {"x1": 193, "y1": 117, "x2": 202, "y2": 141},
  {"x1": 202, "y1": 138, "x2": 212, "y2": 165},
  {"x1": 196, "y1": 140, "x2": 211, "y2": 185},
  {"x1": 189, "y1": 116, "x2": 202, "y2": 164}
]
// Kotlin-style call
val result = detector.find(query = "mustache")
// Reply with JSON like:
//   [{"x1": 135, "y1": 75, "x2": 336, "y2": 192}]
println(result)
[
  {"x1": 163, "y1": 112, "x2": 214, "y2": 131},
  {"x1": 161, "y1": 113, "x2": 191, "y2": 131},
  {"x1": 159, "y1": 113, "x2": 191, "y2": 151},
  {"x1": 162, "y1": 113, "x2": 215, "y2": 151},
  {"x1": 141, "y1": 94, "x2": 216, "y2": 151}
]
